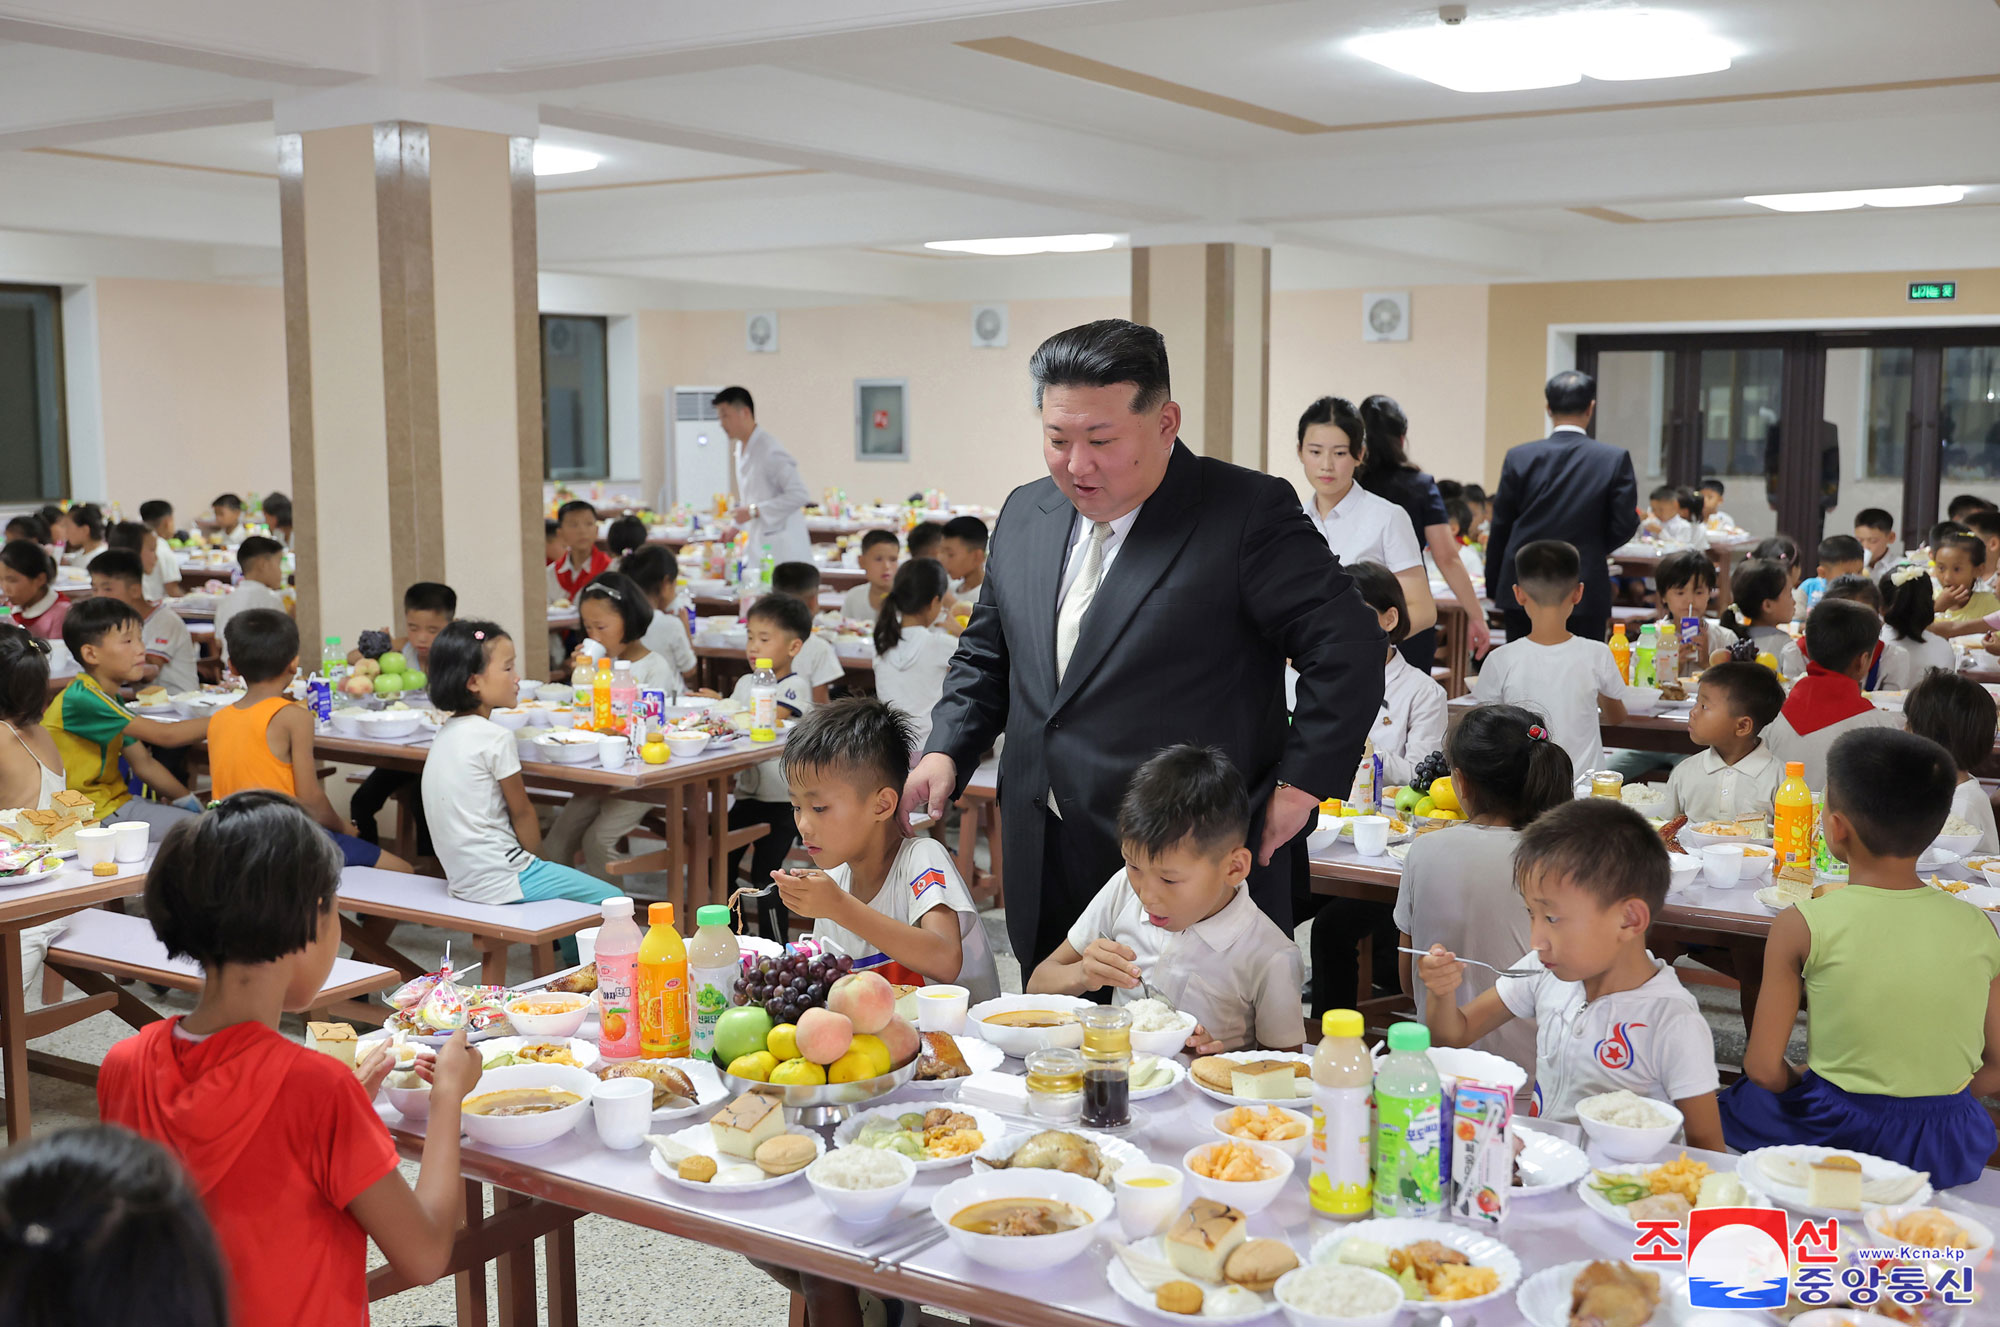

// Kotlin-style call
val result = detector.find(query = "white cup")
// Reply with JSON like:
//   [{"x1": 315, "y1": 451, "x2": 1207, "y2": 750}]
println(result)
[
  {"x1": 1114, "y1": 1163, "x2": 1186, "y2": 1241},
  {"x1": 580, "y1": 637, "x2": 607, "y2": 660},
  {"x1": 591, "y1": 1076, "x2": 652, "y2": 1149},
  {"x1": 1700, "y1": 843, "x2": 1746, "y2": 887},
  {"x1": 110, "y1": 821, "x2": 149, "y2": 864},
  {"x1": 916, "y1": 984, "x2": 970, "y2": 1034},
  {"x1": 575, "y1": 926, "x2": 599, "y2": 965},
  {"x1": 74, "y1": 826, "x2": 118, "y2": 868},
  {"x1": 1351, "y1": 814, "x2": 1392, "y2": 857},
  {"x1": 597, "y1": 735, "x2": 628, "y2": 769}
]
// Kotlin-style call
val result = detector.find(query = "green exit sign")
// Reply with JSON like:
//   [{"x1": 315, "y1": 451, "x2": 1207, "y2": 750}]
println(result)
[{"x1": 1909, "y1": 281, "x2": 1957, "y2": 301}]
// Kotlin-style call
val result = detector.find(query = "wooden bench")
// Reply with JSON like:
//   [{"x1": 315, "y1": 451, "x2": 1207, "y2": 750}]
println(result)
[{"x1": 335, "y1": 868, "x2": 602, "y2": 1001}]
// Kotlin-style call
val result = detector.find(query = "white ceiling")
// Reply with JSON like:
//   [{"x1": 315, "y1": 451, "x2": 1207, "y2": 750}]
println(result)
[{"x1": 0, "y1": 0, "x2": 1995, "y2": 304}]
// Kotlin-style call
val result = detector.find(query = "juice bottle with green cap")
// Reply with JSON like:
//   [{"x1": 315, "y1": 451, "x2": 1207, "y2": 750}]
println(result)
[
  {"x1": 1373, "y1": 1021, "x2": 1443, "y2": 1218},
  {"x1": 687, "y1": 905, "x2": 742, "y2": 1062},
  {"x1": 1310, "y1": 1009, "x2": 1373, "y2": 1219}
]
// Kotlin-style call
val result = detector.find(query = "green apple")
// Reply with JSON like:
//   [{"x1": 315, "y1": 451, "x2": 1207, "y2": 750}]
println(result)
[
  {"x1": 379, "y1": 651, "x2": 407, "y2": 675},
  {"x1": 402, "y1": 669, "x2": 426, "y2": 689},
  {"x1": 1395, "y1": 786, "x2": 1422, "y2": 816},
  {"x1": 714, "y1": 1005, "x2": 774, "y2": 1067},
  {"x1": 372, "y1": 674, "x2": 403, "y2": 696}
]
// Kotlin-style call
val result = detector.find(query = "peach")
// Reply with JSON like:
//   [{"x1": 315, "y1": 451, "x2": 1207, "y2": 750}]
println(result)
[
  {"x1": 827, "y1": 970, "x2": 896, "y2": 1035},
  {"x1": 876, "y1": 1013, "x2": 920, "y2": 1068},
  {"x1": 795, "y1": 1006, "x2": 854, "y2": 1066}
]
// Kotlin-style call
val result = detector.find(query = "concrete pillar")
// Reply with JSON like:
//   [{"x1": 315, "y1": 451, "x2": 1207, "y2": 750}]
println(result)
[{"x1": 1131, "y1": 243, "x2": 1270, "y2": 471}]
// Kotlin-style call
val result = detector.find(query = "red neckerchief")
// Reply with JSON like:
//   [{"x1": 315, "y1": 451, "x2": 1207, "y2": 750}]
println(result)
[{"x1": 1782, "y1": 660, "x2": 1874, "y2": 736}]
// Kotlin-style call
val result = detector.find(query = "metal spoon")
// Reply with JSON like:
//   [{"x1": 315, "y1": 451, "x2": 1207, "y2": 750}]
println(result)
[{"x1": 1397, "y1": 947, "x2": 1537, "y2": 979}]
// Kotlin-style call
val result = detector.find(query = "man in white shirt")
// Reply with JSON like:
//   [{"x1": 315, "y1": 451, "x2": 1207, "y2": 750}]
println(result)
[{"x1": 717, "y1": 387, "x2": 812, "y2": 566}]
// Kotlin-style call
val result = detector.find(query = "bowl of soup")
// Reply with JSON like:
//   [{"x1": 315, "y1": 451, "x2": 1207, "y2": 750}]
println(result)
[
  {"x1": 459, "y1": 1063, "x2": 598, "y2": 1149},
  {"x1": 930, "y1": 1169, "x2": 1113, "y2": 1271},
  {"x1": 965, "y1": 994, "x2": 1091, "y2": 1058}
]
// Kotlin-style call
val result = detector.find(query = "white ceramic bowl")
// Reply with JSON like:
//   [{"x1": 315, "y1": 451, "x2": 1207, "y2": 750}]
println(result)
[
  {"x1": 502, "y1": 991, "x2": 592, "y2": 1038},
  {"x1": 360, "y1": 711, "x2": 422, "y2": 738},
  {"x1": 1576, "y1": 1094, "x2": 1683, "y2": 1161},
  {"x1": 1622, "y1": 685, "x2": 1664, "y2": 716},
  {"x1": 666, "y1": 732, "x2": 710, "y2": 759},
  {"x1": 1272, "y1": 1264, "x2": 1404, "y2": 1327},
  {"x1": 330, "y1": 708, "x2": 368, "y2": 737},
  {"x1": 1210, "y1": 1105, "x2": 1312, "y2": 1160},
  {"x1": 383, "y1": 1074, "x2": 431, "y2": 1119},
  {"x1": 1932, "y1": 831, "x2": 1981, "y2": 859},
  {"x1": 1861, "y1": 1203, "x2": 1994, "y2": 1268},
  {"x1": 1737, "y1": 845, "x2": 1776, "y2": 878},
  {"x1": 1181, "y1": 1138, "x2": 1295, "y2": 1214},
  {"x1": 929, "y1": 1168, "x2": 1113, "y2": 1271},
  {"x1": 965, "y1": 994, "x2": 1091, "y2": 1058},
  {"x1": 458, "y1": 1063, "x2": 597, "y2": 1149},
  {"x1": 534, "y1": 733, "x2": 601, "y2": 765},
  {"x1": 1127, "y1": 1014, "x2": 1196, "y2": 1058},
  {"x1": 489, "y1": 707, "x2": 532, "y2": 730},
  {"x1": 806, "y1": 1148, "x2": 917, "y2": 1225},
  {"x1": 1667, "y1": 853, "x2": 1703, "y2": 890},
  {"x1": 1980, "y1": 863, "x2": 2000, "y2": 892}
]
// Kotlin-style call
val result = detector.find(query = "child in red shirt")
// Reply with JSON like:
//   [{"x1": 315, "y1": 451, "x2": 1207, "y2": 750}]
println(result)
[
  {"x1": 98, "y1": 791, "x2": 481, "y2": 1327},
  {"x1": 546, "y1": 499, "x2": 610, "y2": 603}
]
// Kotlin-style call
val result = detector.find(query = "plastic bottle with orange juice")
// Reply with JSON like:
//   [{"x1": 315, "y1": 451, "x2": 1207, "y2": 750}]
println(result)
[
  {"x1": 1775, "y1": 761, "x2": 1815, "y2": 871},
  {"x1": 638, "y1": 902, "x2": 690, "y2": 1059},
  {"x1": 1610, "y1": 623, "x2": 1631, "y2": 684}
]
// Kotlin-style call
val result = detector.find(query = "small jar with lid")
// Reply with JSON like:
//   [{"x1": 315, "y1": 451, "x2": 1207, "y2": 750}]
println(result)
[
  {"x1": 1079, "y1": 1007, "x2": 1133, "y2": 1129},
  {"x1": 1025, "y1": 1046, "x2": 1084, "y2": 1123}
]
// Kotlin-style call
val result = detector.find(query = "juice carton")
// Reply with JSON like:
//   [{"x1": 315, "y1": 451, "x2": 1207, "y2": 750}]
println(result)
[{"x1": 1448, "y1": 1076, "x2": 1513, "y2": 1227}]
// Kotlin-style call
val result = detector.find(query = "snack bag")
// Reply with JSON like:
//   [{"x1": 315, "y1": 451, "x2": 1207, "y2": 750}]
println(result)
[{"x1": 1449, "y1": 1076, "x2": 1512, "y2": 1227}]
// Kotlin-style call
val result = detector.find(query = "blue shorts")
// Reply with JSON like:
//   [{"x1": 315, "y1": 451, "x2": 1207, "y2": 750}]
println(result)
[
  {"x1": 326, "y1": 827, "x2": 382, "y2": 869},
  {"x1": 1720, "y1": 1069, "x2": 1996, "y2": 1189}
]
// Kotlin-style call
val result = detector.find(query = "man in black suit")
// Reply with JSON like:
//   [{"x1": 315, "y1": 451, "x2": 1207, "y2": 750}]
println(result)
[
  {"x1": 903, "y1": 319, "x2": 1384, "y2": 970},
  {"x1": 1486, "y1": 370, "x2": 1641, "y2": 644}
]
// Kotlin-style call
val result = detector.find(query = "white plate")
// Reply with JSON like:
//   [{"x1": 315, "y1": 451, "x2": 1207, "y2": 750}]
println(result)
[
  {"x1": 1574, "y1": 1162, "x2": 1772, "y2": 1227},
  {"x1": 974, "y1": 1125, "x2": 1149, "y2": 1182},
  {"x1": 1735, "y1": 1146, "x2": 1933, "y2": 1219},
  {"x1": 1129, "y1": 1055, "x2": 1188, "y2": 1102},
  {"x1": 1105, "y1": 1235, "x2": 1280, "y2": 1322},
  {"x1": 1308, "y1": 1217, "x2": 1522, "y2": 1308},
  {"x1": 1753, "y1": 886, "x2": 1808, "y2": 912},
  {"x1": 602, "y1": 1057, "x2": 726, "y2": 1121},
  {"x1": 1917, "y1": 846, "x2": 1962, "y2": 874},
  {"x1": 1515, "y1": 1260, "x2": 1697, "y2": 1327},
  {"x1": 1315, "y1": 814, "x2": 1412, "y2": 843},
  {"x1": 0, "y1": 855, "x2": 66, "y2": 885},
  {"x1": 833, "y1": 1101, "x2": 1004, "y2": 1171},
  {"x1": 903, "y1": 1035, "x2": 1005, "y2": 1090},
  {"x1": 1934, "y1": 881, "x2": 2000, "y2": 913},
  {"x1": 1511, "y1": 1125, "x2": 1589, "y2": 1196},
  {"x1": 1676, "y1": 826, "x2": 1773, "y2": 850},
  {"x1": 648, "y1": 1120, "x2": 824, "y2": 1194},
  {"x1": 476, "y1": 1036, "x2": 600, "y2": 1072},
  {"x1": 1190, "y1": 1051, "x2": 1315, "y2": 1107}
]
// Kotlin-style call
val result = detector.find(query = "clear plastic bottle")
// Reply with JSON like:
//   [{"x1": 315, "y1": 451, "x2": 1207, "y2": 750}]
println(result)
[
  {"x1": 1610, "y1": 623, "x2": 1631, "y2": 684},
  {"x1": 1373, "y1": 1021, "x2": 1443, "y2": 1218},
  {"x1": 1310, "y1": 1009, "x2": 1373, "y2": 1220},
  {"x1": 1633, "y1": 623, "x2": 1657, "y2": 689},
  {"x1": 595, "y1": 897, "x2": 643, "y2": 1062},
  {"x1": 609, "y1": 659, "x2": 637, "y2": 735},
  {"x1": 1654, "y1": 617, "x2": 1680, "y2": 686},
  {"x1": 592, "y1": 657, "x2": 613, "y2": 732},
  {"x1": 686, "y1": 905, "x2": 742, "y2": 1062},
  {"x1": 637, "y1": 902, "x2": 689, "y2": 1059},
  {"x1": 750, "y1": 657, "x2": 778, "y2": 743},
  {"x1": 322, "y1": 635, "x2": 344, "y2": 688},
  {"x1": 571, "y1": 653, "x2": 595, "y2": 727},
  {"x1": 760, "y1": 542, "x2": 775, "y2": 589}
]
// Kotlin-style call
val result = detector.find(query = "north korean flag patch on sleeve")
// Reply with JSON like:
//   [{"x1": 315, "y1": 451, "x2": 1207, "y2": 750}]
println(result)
[{"x1": 909, "y1": 868, "x2": 947, "y2": 902}]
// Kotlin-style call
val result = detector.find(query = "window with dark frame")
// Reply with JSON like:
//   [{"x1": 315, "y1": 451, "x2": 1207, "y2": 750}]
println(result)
[
  {"x1": 0, "y1": 284, "x2": 69, "y2": 504},
  {"x1": 541, "y1": 313, "x2": 609, "y2": 481}
]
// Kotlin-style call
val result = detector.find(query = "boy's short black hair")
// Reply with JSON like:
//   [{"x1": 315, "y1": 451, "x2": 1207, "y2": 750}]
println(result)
[
  {"x1": 1514, "y1": 798, "x2": 1668, "y2": 914},
  {"x1": 1513, "y1": 539, "x2": 1581, "y2": 606},
  {"x1": 236, "y1": 536, "x2": 282, "y2": 569},
  {"x1": 1853, "y1": 507, "x2": 1894, "y2": 535},
  {"x1": 1826, "y1": 728, "x2": 1956, "y2": 857},
  {"x1": 1648, "y1": 483, "x2": 1678, "y2": 504},
  {"x1": 1817, "y1": 534, "x2": 1865, "y2": 568},
  {"x1": 212, "y1": 493, "x2": 242, "y2": 512},
  {"x1": 106, "y1": 521, "x2": 149, "y2": 554},
  {"x1": 1823, "y1": 573, "x2": 1881, "y2": 611},
  {"x1": 222, "y1": 608, "x2": 300, "y2": 684},
  {"x1": 147, "y1": 791, "x2": 342, "y2": 970},
  {"x1": 1903, "y1": 670, "x2": 1997, "y2": 776},
  {"x1": 555, "y1": 499, "x2": 597, "y2": 524},
  {"x1": 403, "y1": 581, "x2": 457, "y2": 617},
  {"x1": 1345, "y1": 560, "x2": 1411, "y2": 646},
  {"x1": 1946, "y1": 493, "x2": 1993, "y2": 522},
  {"x1": 0, "y1": 539, "x2": 53, "y2": 586},
  {"x1": 578, "y1": 571, "x2": 652, "y2": 646},
  {"x1": 1698, "y1": 661, "x2": 1785, "y2": 733},
  {"x1": 1655, "y1": 548, "x2": 1718, "y2": 596},
  {"x1": 618, "y1": 544, "x2": 678, "y2": 597},
  {"x1": 907, "y1": 522, "x2": 945, "y2": 558},
  {"x1": 1436, "y1": 478, "x2": 1463, "y2": 503},
  {"x1": 86, "y1": 549, "x2": 144, "y2": 587},
  {"x1": 1700, "y1": 477, "x2": 1726, "y2": 497},
  {"x1": 1938, "y1": 531, "x2": 1987, "y2": 569},
  {"x1": 771, "y1": 561, "x2": 822, "y2": 598},
  {"x1": 746, "y1": 592, "x2": 813, "y2": 643},
  {"x1": 62, "y1": 596, "x2": 144, "y2": 662},
  {"x1": 942, "y1": 515, "x2": 989, "y2": 551},
  {"x1": 0, "y1": 624, "x2": 50, "y2": 727},
  {"x1": 427, "y1": 619, "x2": 507, "y2": 713},
  {"x1": 1803, "y1": 597, "x2": 1882, "y2": 674},
  {"x1": 544, "y1": 517, "x2": 559, "y2": 539},
  {"x1": 859, "y1": 528, "x2": 900, "y2": 556},
  {"x1": 781, "y1": 696, "x2": 912, "y2": 796},
  {"x1": 1965, "y1": 509, "x2": 2000, "y2": 541},
  {"x1": 139, "y1": 499, "x2": 173, "y2": 525},
  {"x1": 1117, "y1": 744, "x2": 1251, "y2": 861},
  {"x1": 605, "y1": 514, "x2": 648, "y2": 556},
  {"x1": 64, "y1": 503, "x2": 105, "y2": 540}
]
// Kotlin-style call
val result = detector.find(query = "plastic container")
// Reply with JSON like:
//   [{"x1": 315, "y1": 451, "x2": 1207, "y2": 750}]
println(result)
[
  {"x1": 609, "y1": 659, "x2": 637, "y2": 736},
  {"x1": 686, "y1": 904, "x2": 741, "y2": 1063},
  {"x1": 750, "y1": 657, "x2": 778, "y2": 742},
  {"x1": 1079, "y1": 1006, "x2": 1132, "y2": 1129},
  {"x1": 1610, "y1": 623, "x2": 1630, "y2": 683},
  {"x1": 1654, "y1": 617, "x2": 1679, "y2": 685},
  {"x1": 1774, "y1": 760, "x2": 1814, "y2": 873},
  {"x1": 322, "y1": 635, "x2": 344, "y2": 687},
  {"x1": 592, "y1": 658, "x2": 614, "y2": 733},
  {"x1": 1351, "y1": 739, "x2": 1378, "y2": 811},
  {"x1": 637, "y1": 901, "x2": 689, "y2": 1059},
  {"x1": 571, "y1": 655, "x2": 595, "y2": 727},
  {"x1": 1679, "y1": 615, "x2": 1703, "y2": 674},
  {"x1": 1372, "y1": 1021, "x2": 1443, "y2": 1218},
  {"x1": 1633, "y1": 623, "x2": 1657, "y2": 688},
  {"x1": 595, "y1": 897, "x2": 643, "y2": 1062},
  {"x1": 1310, "y1": 1009, "x2": 1373, "y2": 1220}
]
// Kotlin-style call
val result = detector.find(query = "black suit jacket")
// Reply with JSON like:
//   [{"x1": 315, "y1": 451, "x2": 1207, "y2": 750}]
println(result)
[
  {"x1": 1485, "y1": 430, "x2": 1641, "y2": 635},
  {"x1": 925, "y1": 441, "x2": 1384, "y2": 944}
]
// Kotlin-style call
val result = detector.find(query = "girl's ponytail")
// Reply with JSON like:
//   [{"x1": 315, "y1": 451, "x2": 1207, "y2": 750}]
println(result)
[
  {"x1": 1446, "y1": 703, "x2": 1575, "y2": 827},
  {"x1": 1518, "y1": 725, "x2": 1575, "y2": 823},
  {"x1": 873, "y1": 558, "x2": 950, "y2": 656},
  {"x1": 1878, "y1": 564, "x2": 1935, "y2": 642},
  {"x1": 1723, "y1": 559, "x2": 1790, "y2": 634}
]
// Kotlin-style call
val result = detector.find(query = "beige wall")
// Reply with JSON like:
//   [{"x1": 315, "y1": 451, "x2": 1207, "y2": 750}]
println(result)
[
  {"x1": 1267, "y1": 284, "x2": 1491, "y2": 499},
  {"x1": 93, "y1": 277, "x2": 290, "y2": 516}
]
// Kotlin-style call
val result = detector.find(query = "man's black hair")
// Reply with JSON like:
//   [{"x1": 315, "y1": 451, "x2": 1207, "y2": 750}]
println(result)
[
  {"x1": 712, "y1": 386, "x2": 755, "y2": 414},
  {"x1": 1544, "y1": 370, "x2": 1596, "y2": 417},
  {"x1": 1030, "y1": 319, "x2": 1171, "y2": 415},
  {"x1": 211, "y1": 493, "x2": 242, "y2": 512},
  {"x1": 1700, "y1": 478, "x2": 1726, "y2": 497},
  {"x1": 858, "y1": 529, "x2": 900, "y2": 556},
  {"x1": 906, "y1": 522, "x2": 945, "y2": 559},
  {"x1": 555, "y1": 499, "x2": 597, "y2": 525},
  {"x1": 1853, "y1": 507, "x2": 1894, "y2": 534}
]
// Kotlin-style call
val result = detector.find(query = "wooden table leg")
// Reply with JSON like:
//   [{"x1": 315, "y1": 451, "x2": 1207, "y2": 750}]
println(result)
[
  {"x1": 544, "y1": 1213, "x2": 579, "y2": 1327},
  {"x1": 493, "y1": 1187, "x2": 538, "y2": 1327},
  {"x1": 455, "y1": 1178, "x2": 490, "y2": 1327},
  {"x1": 3, "y1": 930, "x2": 33, "y2": 1142}
]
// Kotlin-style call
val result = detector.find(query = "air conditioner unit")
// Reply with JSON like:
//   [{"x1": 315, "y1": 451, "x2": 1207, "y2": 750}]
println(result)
[
  {"x1": 666, "y1": 387, "x2": 729, "y2": 511},
  {"x1": 970, "y1": 303, "x2": 1009, "y2": 348}
]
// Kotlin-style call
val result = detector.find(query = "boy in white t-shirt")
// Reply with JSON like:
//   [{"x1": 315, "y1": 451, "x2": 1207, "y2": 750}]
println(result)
[
  {"x1": 706, "y1": 595, "x2": 817, "y2": 908},
  {"x1": 1028, "y1": 746, "x2": 1305, "y2": 1055},
  {"x1": 1419, "y1": 798, "x2": 1724, "y2": 1147},
  {"x1": 771, "y1": 560, "x2": 845, "y2": 703},
  {"x1": 773, "y1": 696, "x2": 1000, "y2": 1002},
  {"x1": 1473, "y1": 539, "x2": 1628, "y2": 776}
]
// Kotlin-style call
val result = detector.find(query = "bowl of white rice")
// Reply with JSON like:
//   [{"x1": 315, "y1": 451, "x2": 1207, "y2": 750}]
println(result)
[
  {"x1": 1577, "y1": 1089, "x2": 1683, "y2": 1161},
  {"x1": 1931, "y1": 818, "x2": 1981, "y2": 860},
  {"x1": 807, "y1": 1147, "x2": 916, "y2": 1225},
  {"x1": 1273, "y1": 1264, "x2": 1403, "y2": 1327}
]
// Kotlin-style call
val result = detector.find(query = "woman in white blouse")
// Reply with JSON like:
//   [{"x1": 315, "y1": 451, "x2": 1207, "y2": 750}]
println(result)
[{"x1": 1296, "y1": 396, "x2": 1437, "y2": 642}]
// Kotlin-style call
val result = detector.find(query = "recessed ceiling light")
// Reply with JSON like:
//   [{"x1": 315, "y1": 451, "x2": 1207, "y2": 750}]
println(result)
[
  {"x1": 533, "y1": 144, "x2": 600, "y2": 177},
  {"x1": 923, "y1": 234, "x2": 1120, "y2": 256},
  {"x1": 1350, "y1": 8, "x2": 1731, "y2": 94},
  {"x1": 1745, "y1": 185, "x2": 1967, "y2": 213}
]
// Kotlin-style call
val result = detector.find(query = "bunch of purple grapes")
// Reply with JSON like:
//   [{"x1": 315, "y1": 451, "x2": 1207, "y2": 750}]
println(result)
[{"x1": 732, "y1": 950, "x2": 855, "y2": 1025}]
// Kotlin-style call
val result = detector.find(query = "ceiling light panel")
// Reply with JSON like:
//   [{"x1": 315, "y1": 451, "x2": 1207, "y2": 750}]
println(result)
[
  {"x1": 1349, "y1": 8, "x2": 1732, "y2": 93},
  {"x1": 923, "y1": 234, "x2": 1121, "y2": 256},
  {"x1": 533, "y1": 144, "x2": 600, "y2": 176}
]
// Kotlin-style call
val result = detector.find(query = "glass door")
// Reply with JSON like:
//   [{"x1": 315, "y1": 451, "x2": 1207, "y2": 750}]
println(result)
[
  {"x1": 1939, "y1": 345, "x2": 2000, "y2": 520},
  {"x1": 1592, "y1": 350, "x2": 1671, "y2": 502},
  {"x1": 1824, "y1": 346, "x2": 1914, "y2": 548},
  {"x1": 1696, "y1": 347, "x2": 1786, "y2": 540}
]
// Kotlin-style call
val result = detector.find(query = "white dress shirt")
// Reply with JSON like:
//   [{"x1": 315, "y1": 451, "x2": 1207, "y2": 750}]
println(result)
[
  {"x1": 1302, "y1": 484, "x2": 1422, "y2": 572},
  {"x1": 1664, "y1": 740, "x2": 1782, "y2": 825}
]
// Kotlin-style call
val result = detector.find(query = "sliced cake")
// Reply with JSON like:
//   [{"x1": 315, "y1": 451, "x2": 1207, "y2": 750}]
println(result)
[
  {"x1": 1807, "y1": 1154, "x2": 1863, "y2": 1210},
  {"x1": 710, "y1": 1091, "x2": 786, "y2": 1160},
  {"x1": 1166, "y1": 1198, "x2": 1247, "y2": 1283}
]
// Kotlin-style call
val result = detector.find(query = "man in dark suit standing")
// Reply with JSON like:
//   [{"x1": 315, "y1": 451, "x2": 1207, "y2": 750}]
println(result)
[
  {"x1": 1486, "y1": 370, "x2": 1641, "y2": 644},
  {"x1": 903, "y1": 319, "x2": 1384, "y2": 971}
]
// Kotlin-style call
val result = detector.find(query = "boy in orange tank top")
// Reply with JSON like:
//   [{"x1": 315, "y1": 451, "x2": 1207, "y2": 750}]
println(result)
[{"x1": 214, "y1": 609, "x2": 411, "y2": 871}]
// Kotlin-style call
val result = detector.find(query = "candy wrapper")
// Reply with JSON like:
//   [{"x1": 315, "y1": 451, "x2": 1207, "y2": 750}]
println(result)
[
  {"x1": 1448, "y1": 1076, "x2": 1512, "y2": 1227},
  {"x1": 387, "y1": 964, "x2": 510, "y2": 1037}
]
